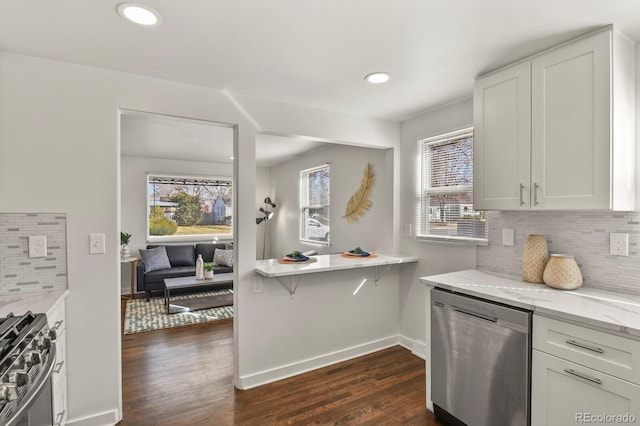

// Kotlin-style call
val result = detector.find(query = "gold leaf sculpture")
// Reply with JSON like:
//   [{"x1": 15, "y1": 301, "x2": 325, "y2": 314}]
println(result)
[{"x1": 343, "y1": 162, "x2": 376, "y2": 224}]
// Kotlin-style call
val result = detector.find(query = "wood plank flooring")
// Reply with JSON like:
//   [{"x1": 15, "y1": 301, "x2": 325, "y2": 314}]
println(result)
[{"x1": 120, "y1": 297, "x2": 443, "y2": 425}]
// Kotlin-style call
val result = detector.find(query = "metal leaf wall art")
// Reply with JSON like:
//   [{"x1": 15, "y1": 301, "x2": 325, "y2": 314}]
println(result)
[{"x1": 343, "y1": 162, "x2": 376, "y2": 224}]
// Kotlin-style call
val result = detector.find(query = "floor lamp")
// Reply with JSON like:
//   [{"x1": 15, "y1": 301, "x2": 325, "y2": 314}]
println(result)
[{"x1": 256, "y1": 197, "x2": 276, "y2": 259}]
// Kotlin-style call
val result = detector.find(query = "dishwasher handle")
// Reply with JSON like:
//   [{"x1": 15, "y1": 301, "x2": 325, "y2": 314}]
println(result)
[{"x1": 433, "y1": 301, "x2": 498, "y2": 324}]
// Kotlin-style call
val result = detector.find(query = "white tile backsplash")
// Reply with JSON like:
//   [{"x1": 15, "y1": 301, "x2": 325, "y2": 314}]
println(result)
[
  {"x1": 0, "y1": 213, "x2": 67, "y2": 295},
  {"x1": 477, "y1": 211, "x2": 640, "y2": 295}
]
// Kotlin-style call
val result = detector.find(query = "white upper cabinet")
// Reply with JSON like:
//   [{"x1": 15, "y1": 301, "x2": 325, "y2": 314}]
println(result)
[
  {"x1": 474, "y1": 61, "x2": 531, "y2": 209},
  {"x1": 474, "y1": 27, "x2": 635, "y2": 211}
]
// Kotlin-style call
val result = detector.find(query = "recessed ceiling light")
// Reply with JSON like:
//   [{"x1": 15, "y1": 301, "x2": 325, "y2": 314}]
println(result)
[
  {"x1": 117, "y1": 3, "x2": 161, "y2": 26},
  {"x1": 364, "y1": 72, "x2": 391, "y2": 84},
  {"x1": 229, "y1": 156, "x2": 234, "y2": 160}
]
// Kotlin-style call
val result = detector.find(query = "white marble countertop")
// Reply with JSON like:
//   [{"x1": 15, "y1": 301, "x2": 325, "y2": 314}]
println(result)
[
  {"x1": 0, "y1": 290, "x2": 68, "y2": 317},
  {"x1": 421, "y1": 269, "x2": 640, "y2": 339},
  {"x1": 256, "y1": 253, "x2": 418, "y2": 278}
]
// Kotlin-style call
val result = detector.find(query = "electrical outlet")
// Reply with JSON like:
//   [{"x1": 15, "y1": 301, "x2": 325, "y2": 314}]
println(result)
[
  {"x1": 252, "y1": 277, "x2": 263, "y2": 293},
  {"x1": 610, "y1": 233, "x2": 629, "y2": 256},
  {"x1": 28, "y1": 236, "x2": 47, "y2": 258}
]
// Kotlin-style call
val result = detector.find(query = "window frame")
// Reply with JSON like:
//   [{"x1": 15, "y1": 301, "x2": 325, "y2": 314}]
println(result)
[
  {"x1": 146, "y1": 173, "x2": 234, "y2": 243},
  {"x1": 299, "y1": 164, "x2": 330, "y2": 246},
  {"x1": 416, "y1": 127, "x2": 488, "y2": 245}
]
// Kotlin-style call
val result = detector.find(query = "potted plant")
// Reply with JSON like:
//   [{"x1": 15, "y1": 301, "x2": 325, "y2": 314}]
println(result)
[
  {"x1": 120, "y1": 232, "x2": 132, "y2": 259},
  {"x1": 204, "y1": 262, "x2": 217, "y2": 279}
]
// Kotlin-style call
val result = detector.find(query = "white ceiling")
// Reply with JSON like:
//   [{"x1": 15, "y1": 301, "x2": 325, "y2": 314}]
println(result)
[
  {"x1": 1, "y1": 1, "x2": 639, "y2": 122},
  {"x1": 120, "y1": 111, "x2": 328, "y2": 166}
]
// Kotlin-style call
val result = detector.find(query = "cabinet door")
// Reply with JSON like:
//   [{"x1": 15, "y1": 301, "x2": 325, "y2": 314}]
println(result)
[
  {"x1": 532, "y1": 350, "x2": 640, "y2": 426},
  {"x1": 531, "y1": 30, "x2": 611, "y2": 209},
  {"x1": 473, "y1": 61, "x2": 531, "y2": 210}
]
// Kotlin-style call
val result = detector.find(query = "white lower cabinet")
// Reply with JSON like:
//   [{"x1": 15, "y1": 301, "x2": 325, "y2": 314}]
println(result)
[
  {"x1": 48, "y1": 296, "x2": 67, "y2": 426},
  {"x1": 532, "y1": 315, "x2": 640, "y2": 425},
  {"x1": 531, "y1": 350, "x2": 640, "y2": 425}
]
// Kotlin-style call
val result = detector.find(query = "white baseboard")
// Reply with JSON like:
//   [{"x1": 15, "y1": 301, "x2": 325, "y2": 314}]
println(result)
[
  {"x1": 398, "y1": 335, "x2": 426, "y2": 360},
  {"x1": 237, "y1": 334, "x2": 427, "y2": 390},
  {"x1": 237, "y1": 335, "x2": 400, "y2": 390},
  {"x1": 66, "y1": 409, "x2": 119, "y2": 426}
]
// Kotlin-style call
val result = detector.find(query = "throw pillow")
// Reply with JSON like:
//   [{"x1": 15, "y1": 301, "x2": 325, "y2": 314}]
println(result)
[
  {"x1": 213, "y1": 249, "x2": 234, "y2": 268},
  {"x1": 140, "y1": 246, "x2": 171, "y2": 273}
]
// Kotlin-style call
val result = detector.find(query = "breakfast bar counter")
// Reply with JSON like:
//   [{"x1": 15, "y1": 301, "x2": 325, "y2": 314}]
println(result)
[{"x1": 255, "y1": 253, "x2": 418, "y2": 278}]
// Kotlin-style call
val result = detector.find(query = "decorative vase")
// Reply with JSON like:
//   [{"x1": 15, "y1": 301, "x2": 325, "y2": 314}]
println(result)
[
  {"x1": 522, "y1": 234, "x2": 548, "y2": 283},
  {"x1": 196, "y1": 254, "x2": 204, "y2": 280},
  {"x1": 204, "y1": 270, "x2": 214, "y2": 279},
  {"x1": 121, "y1": 244, "x2": 131, "y2": 259},
  {"x1": 543, "y1": 255, "x2": 583, "y2": 290}
]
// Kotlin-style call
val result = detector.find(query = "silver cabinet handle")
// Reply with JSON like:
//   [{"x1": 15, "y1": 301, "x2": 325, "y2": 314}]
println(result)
[
  {"x1": 55, "y1": 410, "x2": 66, "y2": 426},
  {"x1": 54, "y1": 361, "x2": 65, "y2": 374},
  {"x1": 565, "y1": 340, "x2": 604, "y2": 354},
  {"x1": 52, "y1": 320, "x2": 63, "y2": 330},
  {"x1": 564, "y1": 368, "x2": 602, "y2": 385},
  {"x1": 519, "y1": 183, "x2": 525, "y2": 206},
  {"x1": 534, "y1": 182, "x2": 540, "y2": 206}
]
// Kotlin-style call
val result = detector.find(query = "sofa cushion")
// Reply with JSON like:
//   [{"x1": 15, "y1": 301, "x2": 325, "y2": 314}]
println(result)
[
  {"x1": 145, "y1": 266, "x2": 196, "y2": 285},
  {"x1": 195, "y1": 243, "x2": 226, "y2": 263},
  {"x1": 148, "y1": 245, "x2": 195, "y2": 267},
  {"x1": 213, "y1": 249, "x2": 234, "y2": 267},
  {"x1": 139, "y1": 246, "x2": 171, "y2": 273},
  {"x1": 212, "y1": 265, "x2": 233, "y2": 274}
]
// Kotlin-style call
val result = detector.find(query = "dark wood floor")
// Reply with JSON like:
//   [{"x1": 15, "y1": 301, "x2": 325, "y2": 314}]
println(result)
[{"x1": 120, "y1": 297, "x2": 443, "y2": 425}]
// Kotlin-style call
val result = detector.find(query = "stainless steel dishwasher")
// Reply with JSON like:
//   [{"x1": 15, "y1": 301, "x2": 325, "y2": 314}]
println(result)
[{"x1": 431, "y1": 288, "x2": 532, "y2": 426}]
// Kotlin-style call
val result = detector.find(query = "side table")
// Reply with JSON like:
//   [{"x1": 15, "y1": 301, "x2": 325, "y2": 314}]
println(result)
[{"x1": 121, "y1": 257, "x2": 139, "y2": 300}]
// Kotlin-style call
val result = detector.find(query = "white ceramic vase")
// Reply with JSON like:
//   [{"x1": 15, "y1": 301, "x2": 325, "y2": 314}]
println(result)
[
  {"x1": 121, "y1": 244, "x2": 131, "y2": 259},
  {"x1": 196, "y1": 254, "x2": 204, "y2": 280}
]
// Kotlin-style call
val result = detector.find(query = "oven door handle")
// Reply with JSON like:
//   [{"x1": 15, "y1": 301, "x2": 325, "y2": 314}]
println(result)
[{"x1": 5, "y1": 344, "x2": 56, "y2": 426}]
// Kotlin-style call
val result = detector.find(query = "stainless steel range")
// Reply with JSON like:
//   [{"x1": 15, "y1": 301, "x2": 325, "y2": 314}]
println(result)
[{"x1": 0, "y1": 312, "x2": 56, "y2": 426}]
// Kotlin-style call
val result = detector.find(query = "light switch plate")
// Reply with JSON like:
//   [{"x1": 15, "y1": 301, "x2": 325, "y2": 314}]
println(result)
[
  {"x1": 502, "y1": 228, "x2": 515, "y2": 246},
  {"x1": 28, "y1": 236, "x2": 47, "y2": 258},
  {"x1": 89, "y1": 233, "x2": 105, "y2": 254}
]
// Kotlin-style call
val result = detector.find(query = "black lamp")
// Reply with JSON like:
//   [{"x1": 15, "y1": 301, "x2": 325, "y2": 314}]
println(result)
[
  {"x1": 257, "y1": 197, "x2": 277, "y2": 259},
  {"x1": 256, "y1": 197, "x2": 276, "y2": 224}
]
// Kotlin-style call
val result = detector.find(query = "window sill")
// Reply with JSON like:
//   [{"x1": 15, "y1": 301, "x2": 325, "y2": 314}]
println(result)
[
  {"x1": 147, "y1": 234, "x2": 233, "y2": 244},
  {"x1": 299, "y1": 238, "x2": 330, "y2": 246},
  {"x1": 416, "y1": 235, "x2": 488, "y2": 246}
]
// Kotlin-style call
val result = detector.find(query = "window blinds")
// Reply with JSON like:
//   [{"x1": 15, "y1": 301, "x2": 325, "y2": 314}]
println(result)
[{"x1": 416, "y1": 128, "x2": 487, "y2": 242}]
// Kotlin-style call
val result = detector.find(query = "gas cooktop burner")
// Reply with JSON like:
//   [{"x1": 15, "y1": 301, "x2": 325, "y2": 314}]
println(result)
[{"x1": 0, "y1": 312, "x2": 56, "y2": 426}]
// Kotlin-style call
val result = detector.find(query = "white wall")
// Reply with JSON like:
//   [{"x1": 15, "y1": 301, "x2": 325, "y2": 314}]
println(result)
[
  {"x1": 398, "y1": 98, "x2": 478, "y2": 350},
  {"x1": 265, "y1": 144, "x2": 392, "y2": 258},
  {"x1": 0, "y1": 51, "x2": 399, "y2": 424},
  {"x1": 240, "y1": 266, "x2": 403, "y2": 388}
]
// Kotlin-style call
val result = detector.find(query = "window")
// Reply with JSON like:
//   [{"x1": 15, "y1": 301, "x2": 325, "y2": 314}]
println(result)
[
  {"x1": 300, "y1": 165, "x2": 330, "y2": 244},
  {"x1": 416, "y1": 128, "x2": 487, "y2": 242},
  {"x1": 147, "y1": 174, "x2": 233, "y2": 241}
]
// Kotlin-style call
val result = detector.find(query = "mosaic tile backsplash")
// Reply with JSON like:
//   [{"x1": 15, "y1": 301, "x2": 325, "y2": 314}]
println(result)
[
  {"x1": 0, "y1": 213, "x2": 67, "y2": 295},
  {"x1": 477, "y1": 211, "x2": 640, "y2": 295}
]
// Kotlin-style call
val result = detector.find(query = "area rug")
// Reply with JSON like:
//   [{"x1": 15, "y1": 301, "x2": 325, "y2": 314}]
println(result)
[{"x1": 123, "y1": 289, "x2": 233, "y2": 335}]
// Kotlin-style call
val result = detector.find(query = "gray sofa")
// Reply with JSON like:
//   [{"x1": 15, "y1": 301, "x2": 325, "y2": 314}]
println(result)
[{"x1": 136, "y1": 243, "x2": 233, "y2": 301}]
